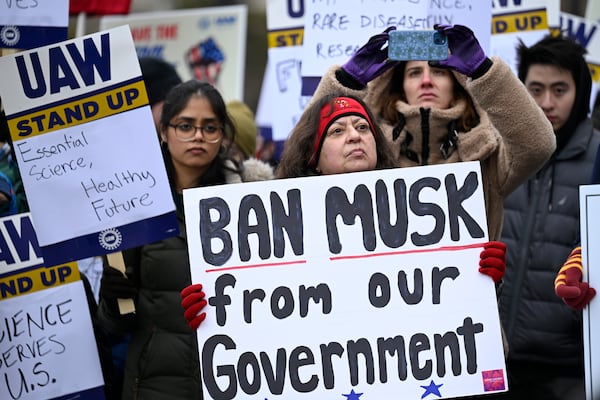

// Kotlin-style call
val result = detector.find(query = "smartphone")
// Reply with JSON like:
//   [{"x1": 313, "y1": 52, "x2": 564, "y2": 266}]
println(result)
[{"x1": 388, "y1": 30, "x2": 448, "y2": 61}]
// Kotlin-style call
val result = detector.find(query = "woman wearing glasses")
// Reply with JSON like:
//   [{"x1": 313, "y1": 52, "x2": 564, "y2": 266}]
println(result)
[{"x1": 97, "y1": 80, "x2": 272, "y2": 400}]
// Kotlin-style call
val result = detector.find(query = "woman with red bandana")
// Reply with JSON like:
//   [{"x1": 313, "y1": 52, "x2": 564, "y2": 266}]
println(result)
[{"x1": 180, "y1": 94, "x2": 507, "y2": 334}]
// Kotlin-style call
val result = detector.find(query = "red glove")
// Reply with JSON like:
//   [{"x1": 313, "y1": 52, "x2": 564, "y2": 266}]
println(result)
[
  {"x1": 479, "y1": 241, "x2": 506, "y2": 283},
  {"x1": 555, "y1": 247, "x2": 596, "y2": 310},
  {"x1": 181, "y1": 283, "x2": 207, "y2": 330}
]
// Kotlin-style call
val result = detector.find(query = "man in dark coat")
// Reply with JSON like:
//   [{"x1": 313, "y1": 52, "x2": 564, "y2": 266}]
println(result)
[{"x1": 496, "y1": 35, "x2": 600, "y2": 399}]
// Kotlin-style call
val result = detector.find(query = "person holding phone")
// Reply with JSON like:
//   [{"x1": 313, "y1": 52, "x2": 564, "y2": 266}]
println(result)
[{"x1": 309, "y1": 24, "x2": 556, "y2": 242}]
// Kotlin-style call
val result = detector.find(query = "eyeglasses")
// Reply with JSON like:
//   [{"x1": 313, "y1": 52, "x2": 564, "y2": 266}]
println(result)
[{"x1": 168, "y1": 122, "x2": 224, "y2": 143}]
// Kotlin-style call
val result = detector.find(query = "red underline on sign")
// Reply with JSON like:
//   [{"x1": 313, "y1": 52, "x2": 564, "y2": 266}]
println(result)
[
  {"x1": 329, "y1": 242, "x2": 487, "y2": 261},
  {"x1": 205, "y1": 259, "x2": 307, "y2": 273}
]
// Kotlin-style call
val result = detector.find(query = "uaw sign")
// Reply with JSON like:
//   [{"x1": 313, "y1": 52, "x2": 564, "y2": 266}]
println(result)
[{"x1": 0, "y1": 26, "x2": 178, "y2": 266}]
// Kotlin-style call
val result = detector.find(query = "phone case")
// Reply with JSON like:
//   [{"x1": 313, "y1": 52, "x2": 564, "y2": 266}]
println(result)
[{"x1": 388, "y1": 30, "x2": 448, "y2": 61}]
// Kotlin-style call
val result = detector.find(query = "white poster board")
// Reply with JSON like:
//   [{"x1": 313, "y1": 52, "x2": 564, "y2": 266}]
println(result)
[
  {"x1": 100, "y1": 6, "x2": 247, "y2": 102},
  {"x1": 579, "y1": 184, "x2": 600, "y2": 400},
  {"x1": 559, "y1": 12, "x2": 600, "y2": 110},
  {"x1": 257, "y1": 0, "x2": 309, "y2": 142},
  {"x1": 300, "y1": 0, "x2": 491, "y2": 95},
  {"x1": 0, "y1": 0, "x2": 68, "y2": 49},
  {"x1": 490, "y1": 0, "x2": 559, "y2": 75},
  {"x1": 0, "y1": 26, "x2": 178, "y2": 266},
  {"x1": 0, "y1": 213, "x2": 104, "y2": 400},
  {"x1": 184, "y1": 161, "x2": 507, "y2": 399}
]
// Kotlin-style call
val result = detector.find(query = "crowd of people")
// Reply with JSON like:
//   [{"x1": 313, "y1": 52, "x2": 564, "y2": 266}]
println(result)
[{"x1": 1, "y1": 21, "x2": 599, "y2": 400}]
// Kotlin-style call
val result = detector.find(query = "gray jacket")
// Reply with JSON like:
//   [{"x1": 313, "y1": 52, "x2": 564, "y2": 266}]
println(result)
[{"x1": 500, "y1": 118, "x2": 600, "y2": 370}]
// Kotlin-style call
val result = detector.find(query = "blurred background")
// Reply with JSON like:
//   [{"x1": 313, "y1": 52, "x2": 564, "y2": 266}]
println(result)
[{"x1": 69, "y1": 0, "x2": 590, "y2": 114}]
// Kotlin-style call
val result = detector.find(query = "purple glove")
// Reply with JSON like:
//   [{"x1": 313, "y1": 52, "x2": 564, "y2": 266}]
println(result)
[
  {"x1": 432, "y1": 24, "x2": 486, "y2": 77},
  {"x1": 342, "y1": 26, "x2": 398, "y2": 86}
]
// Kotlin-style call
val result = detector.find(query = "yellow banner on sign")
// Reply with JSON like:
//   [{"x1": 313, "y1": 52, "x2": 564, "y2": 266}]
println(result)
[
  {"x1": 0, "y1": 262, "x2": 80, "y2": 300},
  {"x1": 7, "y1": 80, "x2": 149, "y2": 139},
  {"x1": 492, "y1": 9, "x2": 548, "y2": 34},
  {"x1": 267, "y1": 28, "x2": 304, "y2": 48},
  {"x1": 589, "y1": 63, "x2": 600, "y2": 83}
]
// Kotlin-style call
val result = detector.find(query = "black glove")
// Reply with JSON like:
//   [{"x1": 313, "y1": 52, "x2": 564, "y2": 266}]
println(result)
[{"x1": 100, "y1": 266, "x2": 137, "y2": 308}]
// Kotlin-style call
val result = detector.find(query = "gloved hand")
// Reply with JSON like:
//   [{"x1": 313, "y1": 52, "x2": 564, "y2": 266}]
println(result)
[
  {"x1": 341, "y1": 26, "x2": 398, "y2": 87},
  {"x1": 431, "y1": 24, "x2": 487, "y2": 77},
  {"x1": 555, "y1": 247, "x2": 596, "y2": 310},
  {"x1": 181, "y1": 283, "x2": 207, "y2": 330},
  {"x1": 479, "y1": 241, "x2": 506, "y2": 283},
  {"x1": 100, "y1": 265, "x2": 137, "y2": 308}
]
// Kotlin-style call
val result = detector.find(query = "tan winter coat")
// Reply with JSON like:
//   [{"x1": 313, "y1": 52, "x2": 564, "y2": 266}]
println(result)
[{"x1": 311, "y1": 57, "x2": 556, "y2": 240}]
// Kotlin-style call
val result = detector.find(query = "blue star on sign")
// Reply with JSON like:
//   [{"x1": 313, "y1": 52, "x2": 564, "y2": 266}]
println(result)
[
  {"x1": 420, "y1": 380, "x2": 443, "y2": 398},
  {"x1": 343, "y1": 389, "x2": 363, "y2": 399}
]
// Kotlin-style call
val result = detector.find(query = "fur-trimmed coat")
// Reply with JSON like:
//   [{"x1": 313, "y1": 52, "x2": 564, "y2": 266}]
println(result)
[{"x1": 311, "y1": 57, "x2": 556, "y2": 240}]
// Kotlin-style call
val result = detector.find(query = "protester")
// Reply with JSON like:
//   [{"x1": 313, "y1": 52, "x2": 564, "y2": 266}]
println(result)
[
  {"x1": 309, "y1": 24, "x2": 556, "y2": 241},
  {"x1": 497, "y1": 35, "x2": 600, "y2": 400},
  {"x1": 97, "y1": 80, "x2": 272, "y2": 400},
  {"x1": 226, "y1": 99, "x2": 275, "y2": 181},
  {"x1": 139, "y1": 56, "x2": 183, "y2": 131},
  {"x1": 181, "y1": 94, "x2": 508, "y2": 338}
]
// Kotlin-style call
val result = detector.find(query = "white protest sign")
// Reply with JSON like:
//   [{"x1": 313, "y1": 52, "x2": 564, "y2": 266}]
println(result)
[
  {"x1": 0, "y1": 0, "x2": 68, "y2": 49},
  {"x1": 100, "y1": 6, "x2": 247, "y2": 102},
  {"x1": 490, "y1": 0, "x2": 559, "y2": 75},
  {"x1": 257, "y1": 0, "x2": 309, "y2": 142},
  {"x1": 184, "y1": 161, "x2": 507, "y2": 399},
  {"x1": 559, "y1": 13, "x2": 600, "y2": 108},
  {"x1": 0, "y1": 26, "x2": 178, "y2": 266},
  {"x1": 579, "y1": 184, "x2": 600, "y2": 400},
  {"x1": 300, "y1": 0, "x2": 491, "y2": 95},
  {"x1": 0, "y1": 213, "x2": 104, "y2": 400}
]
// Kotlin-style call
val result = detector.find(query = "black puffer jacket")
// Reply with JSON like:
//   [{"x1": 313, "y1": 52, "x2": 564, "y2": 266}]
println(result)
[
  {"x1": 500, "y1": 117, "x2": 600, "y2": 370},
  {"x1": 97, "y1": 159, "x2": 274, "y2": 400}
]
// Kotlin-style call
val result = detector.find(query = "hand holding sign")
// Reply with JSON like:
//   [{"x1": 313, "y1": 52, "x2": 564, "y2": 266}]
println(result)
[
  {"x1": 100, "y1": 263, "x2": 137, "y2": 313},
  {"x1": 181, "y1": 283, "x2": 207, "y2": 330}
]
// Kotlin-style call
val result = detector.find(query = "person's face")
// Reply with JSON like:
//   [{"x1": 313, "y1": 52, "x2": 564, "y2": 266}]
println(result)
[
  {"x1": 402, "y1": 61, "x2": 454, "y2": 109},
  {"x1": 524, "y1": 64, "x2": 576, "y2": 132},
  {"x1": 160, "y1": 96, "x2": 223, "y2": 189},
  {"x1": 317, "y1": 115, "x2": 377, "y2": 175}
]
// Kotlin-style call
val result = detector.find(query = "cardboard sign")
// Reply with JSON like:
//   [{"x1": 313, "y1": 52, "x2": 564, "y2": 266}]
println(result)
[
  {"x1": 183, "y1": 162, "x2": 507, "y2": 399},
  {"x1": 0, "y1": 0, "x2": 68, "y2": 49},
  {"x1": 300, "y1": 0, "x2": 492, "y2": 95},
  {"x1": 0, "y1": 26, "x2": 178, "y2": 266},
  {"x1": 0, "y1": 213, "x2": 105, "y2": 400},
  {"x1": 100, "y1": 5, "x2": 247, "y2": 102},
  {"x1": 579, "y1": 184, "x2": 600, "y2": 400}
]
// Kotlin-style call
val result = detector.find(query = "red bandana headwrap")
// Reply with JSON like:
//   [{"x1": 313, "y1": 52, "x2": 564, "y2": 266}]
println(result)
[{"x1": 309, "y1": 97, "x2": 376, "y2": 168}]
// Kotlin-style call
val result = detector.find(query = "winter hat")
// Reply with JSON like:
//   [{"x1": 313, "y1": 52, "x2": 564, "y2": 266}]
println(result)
[
  {"x1": 227, "y1": 100, "x2": 257, "y2": 159},
  {"x1": 139, "y1": 57, "x2": 182, "y2": 107}
]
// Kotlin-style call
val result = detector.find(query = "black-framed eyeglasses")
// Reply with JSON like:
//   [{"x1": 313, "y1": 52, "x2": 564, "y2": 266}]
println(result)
[{"x1": 168, "y1": 122, "x2": 224, "y2": 143}]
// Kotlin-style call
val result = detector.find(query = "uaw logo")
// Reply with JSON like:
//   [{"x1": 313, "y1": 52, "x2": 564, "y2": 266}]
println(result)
[
  {"x1": 0, "y1": 25, "x2": 20, "y2": 47},
  {"x1": 98, "y1": 228, "x2": 123, "y2": 251}
]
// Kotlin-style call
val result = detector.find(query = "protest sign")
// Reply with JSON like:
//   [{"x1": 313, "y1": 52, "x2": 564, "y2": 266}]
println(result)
[
  {"x1": 184, "y1": 161, "x2": 507, "y2": 399},
  {"x1": 100, "y1": 5, "x2": 247, "y2": 102},
  {"x1": 558, "y1": 12, "x2": 600, "y2": 109},
  {"x1": 0, "y1": 0, "x2": 68, "y2": 50},
  {"x1": 256, "y1": 0, "x2": 309, "y2": 143},
  {"x1": 0, "y1": 213, "x2": 105, "y2": 400},
  {"x1": 0, "y1": 26, "x2": 178, "y2": 266},
  {"x1": 490, "y1": 0, "x2": 559, "y2": 75},
  {"x1": 579, "y1": 184, "x2": 600, "y2": 400},
  {"x1": 300, "y1": 0, "x2": 491, "y2": 95}
]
